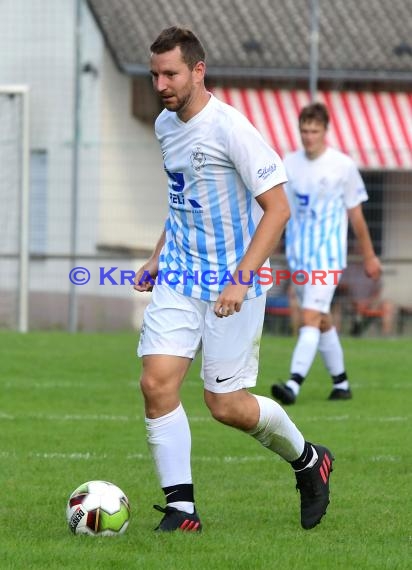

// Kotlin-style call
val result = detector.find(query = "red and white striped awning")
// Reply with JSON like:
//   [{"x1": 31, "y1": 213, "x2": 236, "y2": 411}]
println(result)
[{"x1": 212, "y1": 88, "x2": 412, "y2": 170}]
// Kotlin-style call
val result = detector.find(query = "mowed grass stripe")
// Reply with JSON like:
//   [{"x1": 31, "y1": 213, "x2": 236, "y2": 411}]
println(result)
[{"x1": 1, "y1": 332, "x2": 411, "y2": 570}]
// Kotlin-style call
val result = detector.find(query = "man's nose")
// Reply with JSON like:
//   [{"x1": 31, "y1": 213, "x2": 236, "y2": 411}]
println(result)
[{"x1": 156, "y1": 76, "x2": 168, "y2": 92}]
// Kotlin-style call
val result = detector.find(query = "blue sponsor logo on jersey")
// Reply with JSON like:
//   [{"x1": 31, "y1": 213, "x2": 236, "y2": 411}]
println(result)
[
  {"x1": 166, "y1": 169, "x2": 203, "y2": 211},
  {"x1": 169, "y1": 192, "x2": 185, "y2": 206},
  {"x1": 188, "y1": 199, "x2": 202, "y2": 208},
  {"x1": 257, "y1": 163, "x2": 277, "y2": 180},
  {"x1": 169, "y1": 192, "x2": 203, "y2": 212},
  {"x1": 165, "y1": 170, "x2": 185, "y2": 192}
]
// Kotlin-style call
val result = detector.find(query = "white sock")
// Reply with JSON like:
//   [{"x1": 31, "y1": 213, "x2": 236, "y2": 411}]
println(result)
[
  {"x1": 167, "y1": 501, "x2": 194, "y2": 514},
  {"x1": 145, "y1": 403, "x2": 192, "y2": 489},
  {"x1": 287, "y1": 326, "x2": 321, "y2": 394},
  {"x1": 285, "y1": 379, "x2": 300, "y2": 396},
  {"x1": 318, "y1": 327, "x2": 346, "y2": 376},
  {"x1": 248, "y1": 394, "x2": 305, "y2": 462},
  {"x1": 334, "y1": 380, "x2": 349, "y2": 391}
]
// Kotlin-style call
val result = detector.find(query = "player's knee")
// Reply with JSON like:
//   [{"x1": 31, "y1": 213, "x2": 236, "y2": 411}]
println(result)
[
  {"x1": 320, "y1": 313, "x2": 333, "y2": 332},
  {"x1": 140, "y1": 374, "x2": 164, "y2": 399},
  {"x1": 204, "y1": 394, "x2": 234, "y2": 425},
  {"x1": 209, "y1": 405, "x2": 232, "y2": 425},
  {"x1": 302, "y1": 308, "x2": 322, "y2": 328}
]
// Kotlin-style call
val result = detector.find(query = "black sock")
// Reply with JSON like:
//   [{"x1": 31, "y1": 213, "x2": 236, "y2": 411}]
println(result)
[
  {"x1": 162, "y1": 483, "x2": 194, "y2": 504},
  {"x1": 290, "y1": 373, "x2": 305, "y2": 385},
  {"x1": 332, "y1": 371, "x2": 348, "y2": 385},
  {"x1": 290, "y1": 441, "x2": 314, "y2": 471}
]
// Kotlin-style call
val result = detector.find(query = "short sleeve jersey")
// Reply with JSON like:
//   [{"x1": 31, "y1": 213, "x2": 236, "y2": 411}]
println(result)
[
  {"x1": 155, "y1": 94, "x2": 287, "y2": 301},
  {"x1": 284, "y1": 147, "x2": 368, "y2": 273}
]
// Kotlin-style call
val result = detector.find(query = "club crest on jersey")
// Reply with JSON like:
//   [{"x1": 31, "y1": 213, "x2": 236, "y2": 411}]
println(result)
[{"x1": 190, "y1": 146, "x2": 206, "y2": 171}]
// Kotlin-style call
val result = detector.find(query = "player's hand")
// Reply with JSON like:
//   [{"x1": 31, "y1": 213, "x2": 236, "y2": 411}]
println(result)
[
  {"x1": 133, "y1": 258, "x2": 158, "y2": 292},
  {"x1": 364, "y1": 255, "x2": 381, "y2": 281},
  {"x1": 214, "y1": 283, "x2": 249, "y2": 318}
]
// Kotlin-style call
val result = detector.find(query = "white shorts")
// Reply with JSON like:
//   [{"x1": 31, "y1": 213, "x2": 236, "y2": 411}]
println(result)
[
  {"x1": 293, "y1": 270, "x2": 342, "y2": 314},
  {"x1": 137, "y1": 284, "x2": 266, "y2": 394}
]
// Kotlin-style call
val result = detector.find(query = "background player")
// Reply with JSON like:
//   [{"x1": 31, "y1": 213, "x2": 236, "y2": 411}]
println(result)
[{"x1": 271, "y1": 103, "x2": 381, "y2": 405}]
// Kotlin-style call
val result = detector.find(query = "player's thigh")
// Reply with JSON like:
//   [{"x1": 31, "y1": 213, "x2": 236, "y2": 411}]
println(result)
[
  {"x1": 201, "y1": 294, "x2": 266, "y2": 394},
  {"x1": 297, "y1": 273, "x2": 340, "y2": 313},
  {"x1": 140, "y1": 354, "x2": 192, "y2": 394}
]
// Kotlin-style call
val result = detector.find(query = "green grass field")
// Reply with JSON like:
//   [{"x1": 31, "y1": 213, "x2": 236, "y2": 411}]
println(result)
[{"x1": 1, "y1": 332, "x2": 411, "y2": 569}]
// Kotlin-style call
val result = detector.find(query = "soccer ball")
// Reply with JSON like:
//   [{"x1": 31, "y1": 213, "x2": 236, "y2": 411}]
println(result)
[{"x1": 66, "y1": 480, "x2": 130, "y2": 536}]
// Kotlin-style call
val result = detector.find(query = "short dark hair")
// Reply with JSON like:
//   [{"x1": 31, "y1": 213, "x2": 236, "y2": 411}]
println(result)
[
  {"x1": 150, "y1": 26, "x2": 206, "y2": 70},
  {"x1": 299, "y1": 102, "x2": 329, "y2": 128}
]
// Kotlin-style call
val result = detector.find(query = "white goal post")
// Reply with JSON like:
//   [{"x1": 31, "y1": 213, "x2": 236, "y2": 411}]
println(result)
[{"x1": 0, "y1": 85, "x2": 30, "y2": 332}]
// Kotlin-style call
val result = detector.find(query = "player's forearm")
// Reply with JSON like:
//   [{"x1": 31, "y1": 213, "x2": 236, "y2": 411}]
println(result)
[
  {"x1": 349, "y1": 209, "x2": 382, "y2": 280},
  {"x1": 348, "y1": 205, "x2": 375, "y2": 259},
  {"x1": 349, "y1": 210, "x2": 376, "y2": 260},
  {"x1": 356, "y1": 232, "x2": 376, "y2": 261}
]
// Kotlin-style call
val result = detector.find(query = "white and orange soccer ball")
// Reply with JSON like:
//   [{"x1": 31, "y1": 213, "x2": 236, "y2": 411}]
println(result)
[{"x1": 66, "y1": 480, "x2": 130, "y2": 536}]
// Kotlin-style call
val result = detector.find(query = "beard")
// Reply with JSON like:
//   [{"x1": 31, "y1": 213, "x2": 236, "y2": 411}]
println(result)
[{"x1": 161, "y1": 89, "x2": 192, "y2": 114}]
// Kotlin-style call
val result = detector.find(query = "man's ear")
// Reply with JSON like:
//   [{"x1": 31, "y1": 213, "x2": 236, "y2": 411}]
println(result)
[{"x1": 193, "y1": 60, "x2": 206, "y2": 81}]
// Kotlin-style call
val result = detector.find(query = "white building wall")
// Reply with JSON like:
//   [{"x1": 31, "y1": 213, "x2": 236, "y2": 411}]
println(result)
[
  {"x1": 99, "y1": 50, "x2": 167, "y2": 251},
  {"x1": 381, "y1": 173, "x2": 412, "y2": 305},
  {"x1": 0, "y1": 0, "x2": 91, "y2": 255},
  {"x1": 0, "y1": 0, "x2": 165, "y2": 262},
  {"x1": 0, "y1": 0, "x2": 163, "y2": 329}
]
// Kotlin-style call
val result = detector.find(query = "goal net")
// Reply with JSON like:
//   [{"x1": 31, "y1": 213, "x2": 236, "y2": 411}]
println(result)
[{"x1": 0, "y1": 86, "x2": 29, "y2": 331}]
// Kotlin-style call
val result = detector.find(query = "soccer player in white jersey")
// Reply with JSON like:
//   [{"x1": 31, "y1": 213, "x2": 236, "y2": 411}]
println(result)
[
  {"x1": 271, "y1": 103, "x2": 381, "y2": 406},
  {"x1": 134, "y1": 27, "x2": 334, "y2": 533}
]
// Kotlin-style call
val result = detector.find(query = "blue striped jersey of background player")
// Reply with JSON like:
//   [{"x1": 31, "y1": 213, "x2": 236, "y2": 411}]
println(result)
[
  {"x1": 155, "y1": 93, "x2": 287, "y2": 302},
  {"x1": 284, "y1": 147, "x2": 368, "y2": 274}
]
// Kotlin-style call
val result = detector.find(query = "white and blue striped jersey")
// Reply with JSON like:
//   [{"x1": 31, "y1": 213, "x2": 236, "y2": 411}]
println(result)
[
  {"x1": 155, "y1": 94, "x2": 287, "y2": 301},
  {"x1": 284, "y1": 147, "x2": 368, "y2": 272}
]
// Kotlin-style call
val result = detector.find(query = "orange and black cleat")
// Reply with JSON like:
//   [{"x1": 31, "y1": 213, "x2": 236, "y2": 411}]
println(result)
[
  {"x1": 295, "y1": 444, "x2": 334, "y2": 529},
  {"x1": 153, "y1": 504, "x2": 202, "y2": 532}
]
